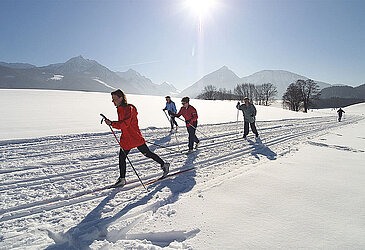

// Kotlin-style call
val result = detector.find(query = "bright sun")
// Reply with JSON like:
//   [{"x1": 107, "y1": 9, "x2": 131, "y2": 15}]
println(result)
[{"x1": 185, "y1": 0, "x2": 218, "y2": 19}]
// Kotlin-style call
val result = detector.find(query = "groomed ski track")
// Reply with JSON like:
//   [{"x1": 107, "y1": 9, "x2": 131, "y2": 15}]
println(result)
[{"x1": 0, "y1": 115, "x2": 363, "y2": 248}]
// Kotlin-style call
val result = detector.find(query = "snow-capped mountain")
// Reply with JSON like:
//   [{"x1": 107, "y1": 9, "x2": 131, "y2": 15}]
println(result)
[
  {"x1": 241, "y1": 70, "x2": 331, "y2": 98},
  {"x1": 41, "y1": 56, "x2": 99, "y2": 73},
  {"x1": 180, "y1": 66, "x2": 242, "y2": 98},
  {"x1": 39, "y1": 55, "x2": 137, "y2": 92},
  {"x1": 116, "y1": 69, "x2": 178, "y2": 96},
  {"x1": 180, "y1": 68, "x2": 332, "y2": 98},
  {"x1": 160, "y1": 81, "x2": 179, "y2": 95},
  {"x1": 0, "y1": 56, "x2": 127, "y2": 92},
  {"x1": 0, "y1": 56, "x2": 178, "y2": 95}
]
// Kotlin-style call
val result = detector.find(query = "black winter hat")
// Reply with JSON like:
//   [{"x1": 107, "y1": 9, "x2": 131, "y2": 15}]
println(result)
[{"x1": 181, "y1": 96, "x2": 190, "y2": 103}]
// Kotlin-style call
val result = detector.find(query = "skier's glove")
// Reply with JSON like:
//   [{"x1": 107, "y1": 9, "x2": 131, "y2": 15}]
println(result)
[
  {"x1": 185, "y1": 119, "x2": 191, "y2": 124},
  {"x1": 163, "y1": 108, "x2": 166, "y2": 111},
  {"x1": 105, "y1": 119, "x2": 112, "y2": 126},
  {"x1": 237, "y1": 101, "x2": 240, "y2": 106},
  {"x1": 168, "y1": 110, "x2": 172, "y2": 115}
]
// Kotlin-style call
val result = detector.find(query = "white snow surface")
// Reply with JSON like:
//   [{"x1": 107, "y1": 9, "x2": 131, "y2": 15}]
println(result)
[
  {"x1": 48, "y1": 75, "x2": 64, "y2": 81},
  {"x1": 0, "y1": 89, "x2": 332, "y2": 141},
  {"x1": 1, "y1": 89, "x2": 365, "y2": 249}
]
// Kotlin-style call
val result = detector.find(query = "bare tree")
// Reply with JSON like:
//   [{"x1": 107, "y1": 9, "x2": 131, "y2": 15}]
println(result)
[
  {"x1": 282, "y1": 82, "x2": 303, "y2": 111},
  {"x1": 197, "y1": 85, "x2": 217, "y2": 100},
  {"x1": 261, "y1": 83, "x2": 278, "y2": 106},
  {"x1": 216, "y1": 88, "x2": 234, "y2": 100},
  {"x1": 234, "y1": 83, "x2": 256, "y2": 101},
  {"x1": 297, "y1": 79, "x2": 320, "y2": 112},
  {"x1": 234, "y1": 84, "x2": 245, "y2": 100}
]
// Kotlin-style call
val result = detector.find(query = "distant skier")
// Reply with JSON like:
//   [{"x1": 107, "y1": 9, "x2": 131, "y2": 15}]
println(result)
[
  {"x1": 162, "y1": 96, "x2": 178, "y2": 132},
  {"x1": 169, "y1": 96, "x2": 200, "y2": 154},
  {"x1": 337, "y1": 108, "x2": 345, "y2": 122},
  {"x1": 236, "y1": 97, "x2": 259, "y2": 138},
  {"x1": 104, "y1": 89, "x2": 170, "y2": 187}
]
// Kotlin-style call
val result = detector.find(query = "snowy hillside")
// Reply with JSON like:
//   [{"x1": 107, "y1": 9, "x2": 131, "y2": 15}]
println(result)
[
  {"x1": 0, "y1": 89, "x2": 333, "y2": 141},
  {"x1": 241, "y1": 70, "x2": 331, "y2": 98},
  {"x1": 180, "y1": 66, "x2": 242, "y2": 98},
  {"x1": 116, "y1": 69, "x2": 178, "y2": 96},
  {"x1": 0, "y1": 56, "x2": 178, "y2": 96},
  {"x1": 1, "y1": 89, "x2": 364, "y2": 249},
  {"x1": 180, "y1": 68, "x2": 332, "y2": 98}
]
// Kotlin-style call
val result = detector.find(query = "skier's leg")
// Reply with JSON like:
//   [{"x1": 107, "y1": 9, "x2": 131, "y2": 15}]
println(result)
[
  {"x1": 170, "y1": 117, "x2": 174, "y2": 129},
  {"x1": 137, "y1": 143, "x2": 164, "y2": 165},
  {"x1": 192, "y1": 121, "x2": 200, "y2": 143},
  {"x1": 119, "y1": 149, "x2": 130, "y2": 178},
  {"x1": 250, "y1": 122, "x2": 259, "y2": 137},
  {"x1": 243, "y1": 121, "x2": 249, "y2": 137},
  {"x1": 172, "y1": 117, "x2": 178, "y2": 127},
  {"x1": 137, "y1": 143, "x2": 168, "y2": 176},
  {"x1": 187, "y1": 126, "x2": 195, "y2": 150}
]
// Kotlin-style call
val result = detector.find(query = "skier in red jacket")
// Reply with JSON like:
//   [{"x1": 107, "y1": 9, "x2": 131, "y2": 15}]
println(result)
[
  {"x1": 169, "y1": 96, "x2": 200, "y2": 154},
  {"x1": 105, "y1": 89, "x2": 169, "y2": 187}
]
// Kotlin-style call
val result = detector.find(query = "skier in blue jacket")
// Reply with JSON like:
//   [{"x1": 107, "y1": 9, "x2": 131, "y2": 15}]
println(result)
[{"x1": 163, "y1": 96, "x2": 178, "y2": 131}]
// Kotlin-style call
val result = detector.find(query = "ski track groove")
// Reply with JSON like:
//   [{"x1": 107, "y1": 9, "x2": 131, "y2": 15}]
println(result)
[
  {"x1": 0, "y1": 114, "x2": 360, "y2": 222},
  {"x1": 0, "y1": 115, "x2": 362, "y2": 224},
  {"x1": 0, "y1": 117, "x2": 336, "y2": 190}
]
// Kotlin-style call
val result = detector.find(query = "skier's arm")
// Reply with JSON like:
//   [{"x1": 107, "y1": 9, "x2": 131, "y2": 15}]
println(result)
[
  {"x1": 169, "y1": 107, "x2": 182, "y2": 117},
  {"x1": 252, "y1": 104, "x2": 257, "y2": 117},
  {"x1": 236, "y1": 102, "x2": 241, "y2": 110},
  {"x1": 111, "y1": 109, "x2": 132, "y2": 130},
  {"x1": 172, "y1": 102, "x2": 177, "y2": 113},
  {"x1": 190, "y1": 106, "x2": 198, "y2": 122}
]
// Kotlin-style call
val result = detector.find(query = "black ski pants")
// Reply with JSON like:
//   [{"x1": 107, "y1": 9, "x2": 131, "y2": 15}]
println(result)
[
  {"x1": 244, "y1": 121, "x2": 258, "y2": 137},
  {"x1": 119, "y1": 143, "x2": 164, "y2": 178},
  {"x1": 170, "y1": 116, "x2": 178, "y2": 129},
  {"x1": 187, "y1": 121, "x2": 199, "y2": 150}
]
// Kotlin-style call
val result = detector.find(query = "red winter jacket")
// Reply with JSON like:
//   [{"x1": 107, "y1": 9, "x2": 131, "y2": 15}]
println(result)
[
  {"x1": 111, "y1": 104, "x2": 145, "y2": 150},
  {"x1": 175, "y1": 105, "x2": 198, "y2": 127}
]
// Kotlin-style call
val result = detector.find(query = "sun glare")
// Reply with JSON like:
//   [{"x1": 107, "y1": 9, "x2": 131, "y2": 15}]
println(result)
[{"x1": 185, "y1": 0, "x2": 217, "y2": 19}]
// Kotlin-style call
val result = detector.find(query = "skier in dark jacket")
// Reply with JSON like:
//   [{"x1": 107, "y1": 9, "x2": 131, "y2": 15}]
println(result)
[
  {"x1": 169, "y1": 96, "x2": 200, "y2": 154},
  {"x1": 104, "y1": 89, "x2": 169, "y2": 187},
  {"x1": 236, "y1": 97, "x2": 259, "y2": 138},
  {"x1": 337, "y1": 108, "x2": 345, "y2": 122},
  {"x1": 163, "y1": 96, "x2": 178, "y2": 131}
]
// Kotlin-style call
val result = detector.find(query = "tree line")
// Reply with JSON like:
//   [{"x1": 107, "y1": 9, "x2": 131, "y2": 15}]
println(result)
[
  {"x1": 282, "y1": 79, "x2": 320, "y2": 113},
  {"x1": 197, "y1": 83, "x2": 278, "y2": 106},
  {"x1": 197, "y1": 79, "x2": 320, "y2": 112}
]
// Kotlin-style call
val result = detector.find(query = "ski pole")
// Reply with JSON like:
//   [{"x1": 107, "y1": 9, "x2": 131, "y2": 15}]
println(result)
[
  {"x1": 175, "y1": 116, "x2": 209, "y2": 138},
  {"x1": 173, "y1": 129, "x2": 181, "y2": 151},
  {"x1": 165, "y1": 110, "x2": 181, "y2": 149},
  {"x1": 163, "y1": 110, "x2": 171, "y2": 123},
  {"x1": 100, "y1": 114, "x2": 147, "y2": 191},
  {"x1": 236, "y1": 108, "x2": 239, "y2": 136}
]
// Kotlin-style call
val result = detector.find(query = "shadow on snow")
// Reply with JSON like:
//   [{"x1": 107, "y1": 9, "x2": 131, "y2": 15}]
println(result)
[
  {"x1": 247, "y1": 137, "x2": 277, "y2": 160},
  {"x1": 46, "y1": 135, "x2": 198, "y2": 249}
]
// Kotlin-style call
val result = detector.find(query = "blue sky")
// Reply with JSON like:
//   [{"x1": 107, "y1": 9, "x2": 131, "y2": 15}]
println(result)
[{"x1": 1, "y1": 0, "x2": 364, "y2": 89}]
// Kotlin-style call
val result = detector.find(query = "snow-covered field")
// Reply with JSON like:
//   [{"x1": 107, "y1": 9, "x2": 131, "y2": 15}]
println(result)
[
  {"x1": 1, "y1": 89, "x2": 364, "y2": 249},
  {"x1": 0, "y1": 89, "x2": 333, "y2": 141}
]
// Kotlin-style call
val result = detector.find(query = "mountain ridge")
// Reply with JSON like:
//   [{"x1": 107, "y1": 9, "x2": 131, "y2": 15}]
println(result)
[{"x1": 1, "y1": 56, "x2": 361, "y2": 99}]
